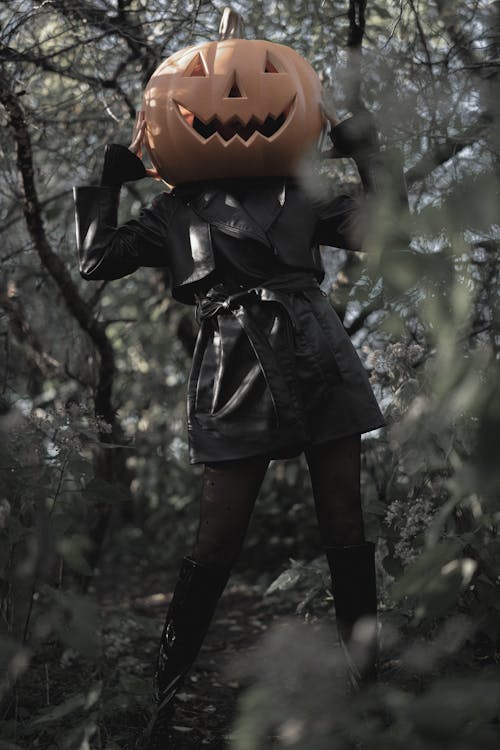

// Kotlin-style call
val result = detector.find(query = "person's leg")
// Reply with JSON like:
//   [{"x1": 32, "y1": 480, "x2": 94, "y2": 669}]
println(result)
[
  {"x1": 145, "y1": 455, "x2": 269, "y2": 749},
  {"x1": 191, "y1": 454, "x2": 271, "y2": 567},
  {"x1": 305, "y1": 435, "x2": 378, "y2": 687},
  {"x1": 305, "y1": 434, "x2": 365, "y2": 547}
]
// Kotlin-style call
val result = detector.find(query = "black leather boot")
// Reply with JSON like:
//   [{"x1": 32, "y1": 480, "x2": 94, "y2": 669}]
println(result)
[
  {"x1": 324, "y1": 541, "x2": 378, "y2": 689},
  {"x1": 141, "y1": 556, "x2": 231, "y2": 749}
]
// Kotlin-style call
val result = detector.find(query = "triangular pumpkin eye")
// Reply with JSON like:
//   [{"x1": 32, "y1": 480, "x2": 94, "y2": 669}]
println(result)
[
  {"x1": 264, "y1": 54, "x2": 280, "y2": 73},
  {"x1": 184, "y1": 52, "x2": 207, "y2": 77}
]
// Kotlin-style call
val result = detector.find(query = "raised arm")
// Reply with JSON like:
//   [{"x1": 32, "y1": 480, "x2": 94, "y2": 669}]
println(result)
[
  {"x1": 74, "y1": 125, "x2": 172, "y2": 280},
  {"x1": 314, "y1": 110, "x2": 408, "y2": 250}
]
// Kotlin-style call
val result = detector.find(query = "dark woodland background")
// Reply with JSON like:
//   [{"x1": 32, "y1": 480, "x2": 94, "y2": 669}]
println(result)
[{"x1": 1, "y1": 1, "x2": 500, "y2": 748}]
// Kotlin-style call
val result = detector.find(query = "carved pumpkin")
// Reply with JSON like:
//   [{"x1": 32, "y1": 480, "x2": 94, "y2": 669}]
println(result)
[{"x1": 142, "y1": 36, "x2": 324, "y2": 185}]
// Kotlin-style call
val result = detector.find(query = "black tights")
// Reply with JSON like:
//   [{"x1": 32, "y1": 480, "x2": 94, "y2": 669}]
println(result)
[{"x1": 190, "y1": 434, "x2": 365, "y2": 568}]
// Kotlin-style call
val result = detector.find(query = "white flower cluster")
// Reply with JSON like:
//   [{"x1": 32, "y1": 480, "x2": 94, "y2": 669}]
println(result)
[
  {"x1": 385, "y1": 496, "x2": 435, "y2": 564},
  {"x1": 368, "y1": 342, "x2": 425, "y2": 375}
]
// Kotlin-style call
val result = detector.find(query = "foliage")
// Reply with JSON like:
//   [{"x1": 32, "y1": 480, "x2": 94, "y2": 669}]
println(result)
[
  {"x1": 1, "y1": 0, "x2": 499, "y2": 748},
  {"x1": 230, "y1": 619, "x2": 500, "y2": 750}
]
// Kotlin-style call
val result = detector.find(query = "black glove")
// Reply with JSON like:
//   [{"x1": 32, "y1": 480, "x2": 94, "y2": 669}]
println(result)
[
  {"x1": 100, "y1": 143, "x2": 147, "y2": 187},
  {"x1": 329, "y1": 111, "x2": 380, "y2": 159}
]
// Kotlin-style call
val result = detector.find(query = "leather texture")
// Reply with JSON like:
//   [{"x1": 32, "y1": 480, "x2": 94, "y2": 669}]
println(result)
[
  {"x1": 330, "y1": 112, "x2": 380, "y2": 159},
  {"x1": 74, "y1": 176, "x2": 368, "y2": 303},
  {"x1": 142, "y1": 556, "x2": 231, "y2": 749},
  {"x1": 188, "y1": 276, "x2": 384, "y2": 464},
  {"x1": 325, "y1": 541, "x2": 379, "y2": 686},
  {"x1": 156, "y1": 557, "x2": 230, "y2": 701},
  {"x1": 73, "y1": 163, "x2": 397, "y2": 464},
  {"x1": 100, "y1": 143, "x2": 147, "y2": 186}
]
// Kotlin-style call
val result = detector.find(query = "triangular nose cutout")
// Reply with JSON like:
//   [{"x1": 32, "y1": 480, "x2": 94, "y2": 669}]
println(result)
[{"x1": 225, "y1": 73, "x2": 244, "y2": 98}]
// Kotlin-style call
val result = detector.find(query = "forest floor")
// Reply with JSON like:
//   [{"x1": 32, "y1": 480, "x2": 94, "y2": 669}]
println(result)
[
  {"x1": 9, "y1": 523, "x2": 316, "y2": 750},
  {"x1": 108, "y1": 581, "x2": 285, "y2": 749},
  {"x1": 12, "y1": 522, "x2": 500, "y2": 750},
  {"x1": 95, "y1": 529, "x2": 310, "y2": 750}
]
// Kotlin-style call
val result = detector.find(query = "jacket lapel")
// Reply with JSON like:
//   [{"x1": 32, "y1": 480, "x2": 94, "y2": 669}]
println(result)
[
  {"x1": 242, "y1": 181, "x2": 286, "y2": 232},
  {"x1": 189, "y1": 182, "x2": 287, "y2": 248}
]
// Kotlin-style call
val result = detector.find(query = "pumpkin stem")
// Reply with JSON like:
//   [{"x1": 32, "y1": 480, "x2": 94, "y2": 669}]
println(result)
[{"x1": 219, "y1": 6, "x2": 246, "y2": 40}]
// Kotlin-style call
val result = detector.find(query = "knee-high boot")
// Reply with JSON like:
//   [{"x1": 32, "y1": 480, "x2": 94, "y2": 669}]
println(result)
[
  {"x1": 324, "y1": 541, "x2": 378, "y2": 689},
  {"x1": 142, "y1": 556, "x2": 231, "y2": 749}
]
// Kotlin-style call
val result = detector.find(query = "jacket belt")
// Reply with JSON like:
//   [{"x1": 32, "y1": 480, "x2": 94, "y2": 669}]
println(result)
[{"x1": 196, "y1": 277, "x2": 319, "y2": 426}]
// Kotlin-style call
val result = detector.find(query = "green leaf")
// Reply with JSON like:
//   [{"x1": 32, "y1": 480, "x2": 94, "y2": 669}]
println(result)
[
  {"x1": 382, "y1": 554, "x2": 404, "y2": 578},
  {"x1": 57, "y1": 535, "x2": 93, "y2": 576},
  {"x1": 391, "y1": 541, "x2": 477, "y2": 619},
  {"x1": 0, "y1": 636, "x2": 30, "y2": 694},
  {"x1": 27, "y1": 681, "x2": 101, "y2": 730},
  {"x1": 38, "y1": 589, "x2": 100, "y2": 659},
  {"x1": 392, "y1": 540, "x2": 462, "y2": 598},
  {"x1": 409, "y1": 677, "x2": 500, "y2": 737},
  {"x1": 31, "y1": 693, "x2": 87, "y2": 725},
  {"x1": 265, "y1": 567, "x2": 302, "y2": 595},
  {"x1": 68, "y1": 458, "x2": 94, "y2": 483}
]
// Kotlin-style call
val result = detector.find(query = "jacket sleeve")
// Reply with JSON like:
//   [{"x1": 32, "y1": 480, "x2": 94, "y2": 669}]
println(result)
[
  {"x1": 73, "y1": 184, "x2": 172, "y2": 280},
  {"x1": 313, "y1": 192, "x2": 366, "y2": 251},
  {"x1": 313, "y1": 148, "x2": 408, "y2": 251}
]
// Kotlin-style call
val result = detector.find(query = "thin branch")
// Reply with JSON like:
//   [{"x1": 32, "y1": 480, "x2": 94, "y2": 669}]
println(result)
[
  {"x1": 408, "y1": 0, "x2": 435, "y2": 79},
  {"x1": 190, "y1": 0, "x2": 204, "y2": 43},
  {"x1": 345, "y1": 293, "x2": 384, "y2": 336},
  {"x1": 0, "y1": 76, "x2": 116, "y2": 426},
  {"x1": 405, "y1": 113, "x2": 492, "y2": 185},
  {"x1": 49, "y1": 0, "x2": 160, "y2": 82},
  {"x1": 436, "y1": 0, "x2": 484, "y2": 70},
  {"x1": 347, "y1": 0, "x2": 367, "y2": 48},
  {"x1": 346, "y1": 0, "x2": 367, "y2": 111},
  {"x1": 0, "y1": 73, "x2": 136, "y2": 578},
  {"x1": 1, "y1": 43, "x2": 114, "y2": 89},
  {"x1": 0, "y1": 189, "x2": 69, "y2": 235},
  {"x1": 0, "y1": 289, "x2": 61, "y2": 379},
  {"x1": 0, "y1": 43, "x2": 136, "y2": 117}
]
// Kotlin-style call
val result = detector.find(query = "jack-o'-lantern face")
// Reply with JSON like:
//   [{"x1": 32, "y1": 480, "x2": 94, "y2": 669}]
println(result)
[{"x1": 142, "y1": 39, "x2": 324, "y2": 184}]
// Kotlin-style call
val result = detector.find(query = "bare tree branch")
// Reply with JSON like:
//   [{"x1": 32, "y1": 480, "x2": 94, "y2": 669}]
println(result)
[
  {"x1": 0, "y1": 286, "x2": 60, "y2": 396},
  {"x1": 408, "y1": 0, "x2": 435, "y2": 79},
  {"x1": 405, "y1": 113, "x2": 492, "y2": 185},
  {"x1": 49, "y1": 0, "x2": 162, "y2": 82},
  {"x1": 0, "y1": 43, "x2": 136, "y2": 116},
  {"x1": 345, "y1": 293, "x2": 384, "y2": 337},
  {"x1": 0, "y1": 75, "x2": 116, "y2": 426},
  {"x1": 0, "y1": 189, "x2": 69, "y2": 235},
  {"x1": 0, "y1": 73, "x2": 137, "y2": 576},
  {"x1": 435, "y1": 0, "x2": 484, "y2": 70},
  {"x1": 346, "y1": 0, "x2": 367, "y2": 111}
]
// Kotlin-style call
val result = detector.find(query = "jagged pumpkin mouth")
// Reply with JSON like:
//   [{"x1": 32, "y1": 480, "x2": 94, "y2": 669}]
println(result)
[{"x1": 176, "y1": 97, "x2": 296, "y2": 142}]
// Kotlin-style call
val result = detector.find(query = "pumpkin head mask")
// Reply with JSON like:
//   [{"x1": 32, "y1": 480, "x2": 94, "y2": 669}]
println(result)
[{"x1": 142, "y1": 10, "x2": 324, "y2": 185}]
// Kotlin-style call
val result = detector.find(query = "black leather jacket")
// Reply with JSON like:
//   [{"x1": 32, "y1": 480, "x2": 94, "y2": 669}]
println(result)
[
  {"x1": 75, "y1": 115, "x2": 407, "y2": 304},
  {"x1": 74, "y1": 153, "x2": 404, "y2": 304}
]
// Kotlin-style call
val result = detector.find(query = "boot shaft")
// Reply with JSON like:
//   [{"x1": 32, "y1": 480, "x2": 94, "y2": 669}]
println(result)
[
  {"x1": 325, "y1": 541, "x2": 377, "y2": 627},
  {"x1": 156, "y1": 556, "x2": 231, "y2": 699},
  {"x1": 325, "y1": 541, "x2": 378, "y2": 685}
]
